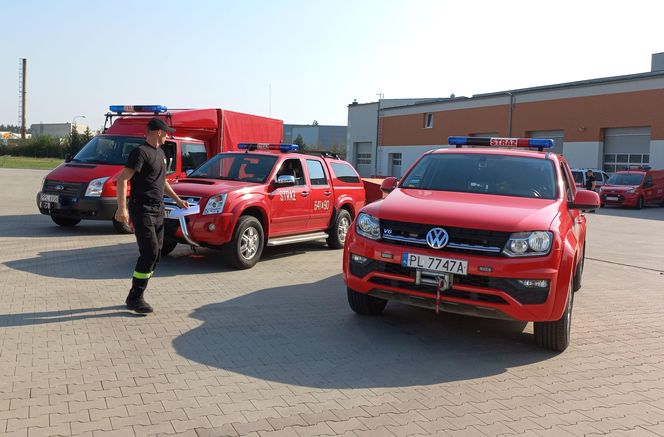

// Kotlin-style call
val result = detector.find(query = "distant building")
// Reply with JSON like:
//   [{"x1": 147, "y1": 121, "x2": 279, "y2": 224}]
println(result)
[
  {"x1": 347, "y1": 52, "x2": 664, "y2": 177},
  {"x1": 284, "y1": 124, "x2": 347, "y2": 155},
  {"x1": 30, "y1": 123, "x2": 87, "y2": 138}
]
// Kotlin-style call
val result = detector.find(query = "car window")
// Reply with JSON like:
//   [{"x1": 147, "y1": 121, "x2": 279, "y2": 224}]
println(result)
[
  {"x1": 306, "y1": 160, "x2": 328, "y2": 186},
  {"x1": 181, "y1": 142, "x2": 208, "y2": 172},
  {"x1": 277, "y1": 158, "x2": 306, "y2": 186},
  {"x1": 330, "y1": 162, "x2": 361, "y2": 183},
  {"x1": 572, "y1": 171, "x2": 584, "y2": 184},
  {"x1": 400, "y1": 153, "x2": 557, "y2": 199}
]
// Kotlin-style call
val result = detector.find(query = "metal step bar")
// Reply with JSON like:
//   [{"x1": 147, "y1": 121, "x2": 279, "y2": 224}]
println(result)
[{"x1": 266, "y1": 232, "x2": 328, "y2": 246}]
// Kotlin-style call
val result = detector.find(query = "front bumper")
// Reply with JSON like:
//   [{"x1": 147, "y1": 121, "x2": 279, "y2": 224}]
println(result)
[
  {"x1": 36, "y1": 192, "x2": 117, "y2": 220},
  {"x1": 343, "y1": 229, "x2": 565, "y2": 322},
  {"x1": 164, "y1": 211, "x2": 235, "y2": 246},
  {"x1": 600, "y1": 193, "x2": 638, "y2": 206}
]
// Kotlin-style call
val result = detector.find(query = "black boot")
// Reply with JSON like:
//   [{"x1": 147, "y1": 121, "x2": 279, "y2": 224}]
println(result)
[{"x1": 125, "y1": 288, "x2": 154, "y2": 313}]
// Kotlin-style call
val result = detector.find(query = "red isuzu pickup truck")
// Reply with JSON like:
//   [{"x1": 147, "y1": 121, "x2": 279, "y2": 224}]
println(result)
[{"x1": 163, "y1": 143, "x2": 366, "y2": 269}]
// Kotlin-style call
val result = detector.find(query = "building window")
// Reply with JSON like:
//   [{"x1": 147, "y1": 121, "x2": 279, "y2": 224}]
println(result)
[
  {"x1": 424, "y1": 113, "x2": 433, "y2": 129},
  {"x1": 357, "y1": 153, "x2": 372, "y2": 165},
  {"x1": 603, "y1": 153, "x2": 649, "y2": 173},
  {"x1": 391, "y1": 153, "x2": 402, "y2": 166}
]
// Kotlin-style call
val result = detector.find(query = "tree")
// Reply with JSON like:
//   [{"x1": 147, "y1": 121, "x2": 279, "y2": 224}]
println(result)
[
  {"x1": 312, "y1": 120, "x2": 319, "y2": 126},
  {"x1": 293, "y1": 133, "x2": 306, "y2": 151},
  {"x1": 82, "y1": 126, "x2": 94, "y2": 144},
  {"x1": 68, "y1": 125, "x2": 84, "y2": 156}
]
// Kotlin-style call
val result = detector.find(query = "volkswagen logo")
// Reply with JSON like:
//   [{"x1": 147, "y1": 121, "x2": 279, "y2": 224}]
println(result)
[
  {"x1": 426, "y1": 227, "x2": 449, "y2": 249},
  {"x1": 55, "y1": 185, "x2": 65, "y2": 191}
]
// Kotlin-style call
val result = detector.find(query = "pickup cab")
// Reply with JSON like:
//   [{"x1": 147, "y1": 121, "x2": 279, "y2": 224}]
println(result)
[
  {"x1": 343, "y1": 136, "x2": 600, "y2": 352},
  {"x1": 163, "y1": 143, "x2": 366, "y2": 268}
]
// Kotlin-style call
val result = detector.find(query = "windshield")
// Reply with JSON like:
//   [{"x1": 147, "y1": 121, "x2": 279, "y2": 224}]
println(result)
[
  {"x1": 572, "y1": 170, "x2": 584, "y2": 184},
  {"x1": 606, "y1": 173, "x2": 644, "y2": 186},
  {"x1": 189, "y1": 153, "x2": 278, "y2": 183},
  {"x1": 73, "y1": 136, "x2": 144, "y2": 165},
  {"x1": 401, "y1": 153, "x2": 558, "y2": 199}
]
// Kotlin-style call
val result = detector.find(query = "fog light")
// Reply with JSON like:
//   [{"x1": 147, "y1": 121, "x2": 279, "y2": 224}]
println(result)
[
  {"x1": 518, "y1": 279, "x2": 549, "y2": 288},
  {"x1": 207, "y1": 223, "x2": 216, "y2": 231},
  {"x1": 351, "y1": 254, "x2": 369, "y2": 264}
]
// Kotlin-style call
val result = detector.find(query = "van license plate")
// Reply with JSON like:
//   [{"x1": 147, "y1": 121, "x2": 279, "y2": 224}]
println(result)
[
  {"x1": 402, "y1": 253, "x2": 468, "y2": 275},
  {"x1": 40, "y1": 193, "x2": 59, "y2": 203}
]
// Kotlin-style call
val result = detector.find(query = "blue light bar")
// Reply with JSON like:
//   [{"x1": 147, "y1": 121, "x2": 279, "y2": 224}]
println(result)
[
  {"x1": 448, "y1": 136, "x2": 554, "y2": 148},
  {"x1": 238, "y1": 143, "x2": 299, "y2": 152},
  {"x1": 109, "y1": 105, "x2": 168, "y2": 113}
]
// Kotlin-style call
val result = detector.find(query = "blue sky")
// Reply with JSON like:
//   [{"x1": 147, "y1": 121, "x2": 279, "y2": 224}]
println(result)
[{"x1": 2, "y1": 0, "x2": 663, "y2": 130}]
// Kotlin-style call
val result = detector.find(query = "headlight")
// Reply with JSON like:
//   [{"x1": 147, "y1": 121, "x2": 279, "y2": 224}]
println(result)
[
  {"x1": 85, "y1": 177, "x2": 109, "y2": 197},
  {"x1": 503, "y1": 231, "x2": 553, "y2": 257},
  {"x1": 203, "y1": 193, "x2": 227, "y2": 215},
  {"x1": 625, "y1": 188, "x2": 636, "y2": 194},
  {"x1": 356, "y1": 212, "x2": 380, "y2": 240}
]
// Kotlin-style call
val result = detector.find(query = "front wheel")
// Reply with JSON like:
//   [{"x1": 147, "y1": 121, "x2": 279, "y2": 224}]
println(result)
[
  {"x1": 327, "y1": 210, "x2": 352, "y2": 249},
  {"x1": 161, "y1": 239, "x2": 178, "y2": 256},
  {"x1": 636, "y1": 196, "x2": 644, "y2": 210},
  {"x1": 51, "y1": 216, "x2": 81, "y2": 227},
  {"x1": 347, "y1": 287, "x2": 387, "y2": 315},
  {"x1": 224, "y1": 216, "x2": 264, "y2": 269},
  {"x1": 534, "y1": 283, "x2": 573, "y2": 352}
]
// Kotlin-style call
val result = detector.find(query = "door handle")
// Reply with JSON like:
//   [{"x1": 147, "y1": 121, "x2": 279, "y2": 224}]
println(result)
[
  {"x1": 301, "y1": 191, "x2": 309, "y2": 197},
  {"x1": 323, "y1": 191, "x2": 332, "y2": 196}
]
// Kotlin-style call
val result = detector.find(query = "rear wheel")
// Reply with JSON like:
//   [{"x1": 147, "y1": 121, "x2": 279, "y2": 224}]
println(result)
[
  {"x1": 534, "y1": 283, "x2": 573, "y2": 352},
  {"x1": 50, "y1": 216, "x2": 81, "y2": 227},
  {"x1": 636, "y1": 196, "x2": 644, "y2": 210},
  {"x1": 347, "y1": 287, "x2": 387, "y2": 315},
  {"x1": 224, "y1": 216, "x2": 264, "y2": 269},
  {"x1": 327, "y1": 210, "x2": 351, "y2": 249}
]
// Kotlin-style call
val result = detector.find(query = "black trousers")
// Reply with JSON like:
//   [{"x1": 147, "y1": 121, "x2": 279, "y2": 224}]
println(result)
[{"x1": 129, "y1": 201, "x2": 164, "y2": 293}]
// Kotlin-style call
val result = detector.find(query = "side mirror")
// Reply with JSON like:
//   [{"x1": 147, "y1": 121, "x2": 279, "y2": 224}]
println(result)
[
  {"x1": 276, "y1": 175, "x2": 296, "y2": 186},
  {"x1": 380, "y1": 177, "x2": 398, "y2": 194},
  {"x1": 569, "y1": 189, "x2": 600, "y2": 210},
  {"x1": 64, "y1": 154, "x2": 72, "y2": 163},
  {"x1": 643, "y1": 180, "x2": 653, "y2": 188},
  {"x1": 185, "y1": 169, "x2": 194, "y2": 176}
]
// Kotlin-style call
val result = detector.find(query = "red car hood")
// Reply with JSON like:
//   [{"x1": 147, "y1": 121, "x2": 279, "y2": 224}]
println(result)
[
  {"x1": 601, "y1": 184, "x2": 639, "y2": 192},
  {"x1": 364, "y1": 188, "x2": 560, "y2": 232},
  {"x1": 45, "y1": 162, "x2": 123, "y2": 183},
  {"x1": 171, "y1": 178, "x2": 260, "y2": 198}
]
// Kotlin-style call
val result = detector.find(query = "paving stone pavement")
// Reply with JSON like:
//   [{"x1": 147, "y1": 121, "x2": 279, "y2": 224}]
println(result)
[{"x1": 1, "y1": 167, "x2": 663, "y2": 437}]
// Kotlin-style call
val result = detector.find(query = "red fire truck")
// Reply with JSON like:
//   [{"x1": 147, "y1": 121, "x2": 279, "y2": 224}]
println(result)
[{"x1": 36, "y1": 105, "x2": 283, "y2": 232}]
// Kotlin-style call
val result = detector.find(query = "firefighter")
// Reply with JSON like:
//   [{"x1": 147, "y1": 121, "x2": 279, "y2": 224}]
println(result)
[{"x1": 114, "y1": 117, "x2": 189, "y2": 313}]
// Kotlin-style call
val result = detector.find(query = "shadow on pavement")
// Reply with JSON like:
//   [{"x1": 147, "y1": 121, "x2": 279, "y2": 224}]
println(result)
[
  {"x1": 173, "y1": 275, "x2": 552, "y2": 389},
  {"x1": 0, "y1": 214, "x2": 119, "y2": 238},
  {"x1": 0, "y1": 305, "x2": 145, "y2": 327},
  {"x1": 3, "y1": 241, "x2": 334, "y2": 280}
]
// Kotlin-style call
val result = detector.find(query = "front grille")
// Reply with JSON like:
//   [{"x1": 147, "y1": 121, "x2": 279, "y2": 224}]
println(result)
[
  {"x1": 380, "y1": 219, "x2": 510, "y2": 256},
  {"x1": 43, "y1": 180, "x2": 84, "y2": 196},
  {"x1": 350, "y1": 258, "x2": 548, "y2": 305},
  {"x1": 369, "y1": 277, "x2": 507, "y2": 304}
]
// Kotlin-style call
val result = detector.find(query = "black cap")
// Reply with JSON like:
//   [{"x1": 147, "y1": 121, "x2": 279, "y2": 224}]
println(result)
[{"x1": 147, "y1": 117, "x2": 175, "y2": 133}]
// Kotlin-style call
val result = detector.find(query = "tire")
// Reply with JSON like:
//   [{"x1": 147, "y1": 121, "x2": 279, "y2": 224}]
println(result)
[
  {"x1": 161, "y1": 239, "x2": 178, "y2": 256},
  {"x1": 534, "y1": 283, "x2": 573, "y2": 352},
  {"x1": 347, "y1": 287, "x2": 387, "y2": 315},
  {"x1": 636, "y1": 196, "x2": 644, "y2": 210},
  {"x1": 327, "y1": 209, "x2": 352, "y2": 249},
  {"x1": 572, "y1": 246, "x2": 585, "y2": 292},
  {"x1": 112, "y1": 216, "x2": 133, "y2": 234},
  {"x1": 50, "y1": 216, "x2": 81, "y2": 227},
  {"x1": 224, "y1": 216, "x2": 264, "y2": 269}
]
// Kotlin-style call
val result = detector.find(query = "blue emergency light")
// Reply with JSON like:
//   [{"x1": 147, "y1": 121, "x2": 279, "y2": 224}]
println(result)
[
  {"x1": 109, "y1": 105, "x2": 168, "y2": 113},
  {"x1": 448, "y1": 136, "x2": 554, "y2": 149},
  {"x1": 238, "y1": 143, "x2": 299, "y2": 152}
]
